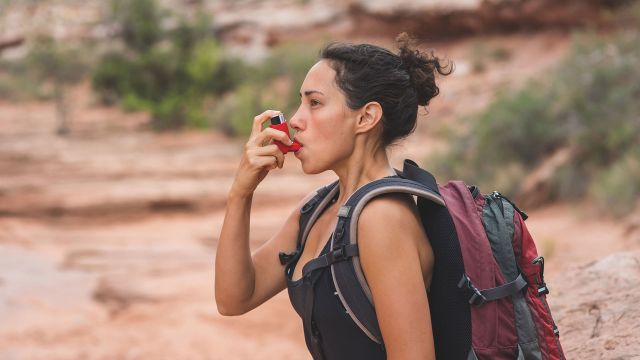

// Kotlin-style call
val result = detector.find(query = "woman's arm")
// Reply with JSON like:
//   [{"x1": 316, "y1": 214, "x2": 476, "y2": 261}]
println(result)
[
  {"x1": 358, "y1": 193, "x2": 436, "y2": 360},
  {"x1": 215, "y1": 109, "x2": 311, "y2": 316},
  {"x1": 215, "y1": 190, "x2": 314, "y2": 315}
]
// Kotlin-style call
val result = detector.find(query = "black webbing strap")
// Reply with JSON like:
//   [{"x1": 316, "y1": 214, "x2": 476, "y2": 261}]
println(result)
[
  {"x1": 457, "y1": 273, "x2": 528, "y2": 306},
  {"x1": 296, "y1": 181, "x2": 339, "y2": 247},
  {"x1": 401, "y1": 159, "x2": 440, "y2": 196},
  {"x1": 280, "y1": 182, "x2": 338, "y2": 266},
  {"x1": 302, "y1": 244, "x2": 359, "y2": 276},
  {"x1": 302, "y1": 269, "x2": 327, "y2": 360}
]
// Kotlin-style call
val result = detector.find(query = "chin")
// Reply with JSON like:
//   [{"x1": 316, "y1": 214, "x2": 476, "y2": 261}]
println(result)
[
  {"x1": 301, "y1": 162, "x2": 325, "y2": 175},
  {"x1": 299, "y1": 155, "x2": 328, "y2": 175}
]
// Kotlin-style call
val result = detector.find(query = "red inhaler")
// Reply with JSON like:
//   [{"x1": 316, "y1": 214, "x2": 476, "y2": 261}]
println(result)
[{"x1": 269, "y1": 113, "x2": 302, "y2": 154}]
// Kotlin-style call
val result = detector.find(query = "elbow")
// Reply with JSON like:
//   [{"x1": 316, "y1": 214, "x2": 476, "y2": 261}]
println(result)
[{"x1": 216, "y1": 299, "x2": 249, "y2": 316}]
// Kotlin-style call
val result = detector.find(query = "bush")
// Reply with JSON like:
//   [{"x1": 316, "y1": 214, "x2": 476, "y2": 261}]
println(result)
[
  {"x1": 110, "y1": 0, "x2": 163, "y2": 53},
  {"x1": 431, "y1": 18, "x2": 640, "y2": 212},
  {"x1": 93, "y1": 0, "x2": 321, "y2": 133},
  {"x1": 93, "y1": 0, "x2": 235, "y2": 130},
  {"x1": 0, "y1": 61, "x2": 43, "y2": 101},
  {"x1": 590, "y1": 147, "x2": 640, "y2": 216}
]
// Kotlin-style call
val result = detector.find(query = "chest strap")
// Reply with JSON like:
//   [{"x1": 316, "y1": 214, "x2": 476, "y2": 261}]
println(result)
[{"x1": 302, "y1": 244, "x2": 359, "y2": 277}]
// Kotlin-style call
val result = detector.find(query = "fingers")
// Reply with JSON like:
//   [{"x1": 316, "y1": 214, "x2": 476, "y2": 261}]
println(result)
[
  {"x1": 255, "y1": 127, "x2": 294, "y2": 147},
  {"x1": 251, "y1": 110, "x2": 282, "y2": 136},
  {"x1": 273, "y1": 147, "x2": 285, "y2": 168},
  {"x1": 248, "y1": 154, "x2": 278, "y2": 170},
  {"x1": 244, "y1": 110, "x2": 290, "y2": 171},
  {"x1": 252, "y1": 144, "x2": 285, "y2": 168}
]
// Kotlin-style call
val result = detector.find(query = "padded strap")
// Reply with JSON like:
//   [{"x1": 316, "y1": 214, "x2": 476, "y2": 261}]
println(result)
[
  {"x1": 301, "y1": 269, "x2": 327, "y2": 360},
  {"x1": 330, "y1": 172, "x2": 446, "y2": 344},
  {"x1": 297, "y1": 181, "x2": 340, "y2": 249}
]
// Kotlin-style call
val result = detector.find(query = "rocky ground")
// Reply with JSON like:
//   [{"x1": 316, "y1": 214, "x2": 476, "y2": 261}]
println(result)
[{"x1": 1, "y1": 9, "x2": 640, "y2": 360}]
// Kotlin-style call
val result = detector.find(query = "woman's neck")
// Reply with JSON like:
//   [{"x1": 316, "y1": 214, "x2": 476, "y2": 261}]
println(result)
[{"x1": 332, "y1": 147, "x2": 396, "y2": 205}]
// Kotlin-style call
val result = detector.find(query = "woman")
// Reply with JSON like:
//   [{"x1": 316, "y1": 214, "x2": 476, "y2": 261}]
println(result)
[{"x1": 215, "y1": 33, "x2": 453, "y2": 359}]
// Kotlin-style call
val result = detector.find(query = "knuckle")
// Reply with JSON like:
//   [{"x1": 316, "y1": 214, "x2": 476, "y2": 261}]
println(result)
[{"x1": 271, "y1": 145, "x2": 282, "y2": 154}]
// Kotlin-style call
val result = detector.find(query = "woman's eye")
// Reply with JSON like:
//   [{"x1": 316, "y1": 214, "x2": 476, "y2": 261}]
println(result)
[{"x1": 310, "y1": 99, "x2": 321, "y2": 107}]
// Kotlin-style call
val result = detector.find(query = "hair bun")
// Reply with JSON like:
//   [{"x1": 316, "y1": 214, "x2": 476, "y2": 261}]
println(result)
[{"x1": 396, "y1": 32, "x2": 454, "y2": 106}]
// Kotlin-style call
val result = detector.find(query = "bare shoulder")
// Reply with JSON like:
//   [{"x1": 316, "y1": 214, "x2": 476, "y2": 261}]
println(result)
[
  {"x1": 357, "y1": 192, "x2": 426, "y2": 260},
  {"x1": 358, "y1": 193, "x2": 421, "y2": 232},
  {"x1": 356, "y1": 193, "x2": 435, "y2": 357}
]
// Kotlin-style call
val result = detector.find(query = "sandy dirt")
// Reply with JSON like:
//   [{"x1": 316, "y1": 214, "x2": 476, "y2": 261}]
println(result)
[{"x1": 1, "y1": 30, "x2": 639, "y2": 360}]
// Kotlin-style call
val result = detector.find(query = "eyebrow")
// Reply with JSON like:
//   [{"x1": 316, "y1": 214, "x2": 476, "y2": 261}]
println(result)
[{"x1": 299, "y1": 90, "x2": 325, "y2": 97}]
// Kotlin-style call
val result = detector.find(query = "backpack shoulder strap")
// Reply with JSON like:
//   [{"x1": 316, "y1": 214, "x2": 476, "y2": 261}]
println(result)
[
  {"x1": 298, "y1": 180, "x2": 340, "y2": 247},
  {"x1": 278, "y1": 180, "x2": 340, "y2": 266},
  {"x1": 328, "y1": 160, "x2": 447, "y2": 344}
]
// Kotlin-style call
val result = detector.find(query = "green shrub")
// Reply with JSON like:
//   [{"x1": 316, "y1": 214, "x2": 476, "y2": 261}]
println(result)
[
  {"x1": 591, "y1": 147, "x2": 640, "y2": 216},
  {"x1": 0, "y1": 62, "x2": 42, "y2": 101},
  {"x1": 206, "y1": 42, "x2": 318, "y2": 136},
  {"x1": 255, "y1": 42, "x2": 320, "y2": 112},
  {"x1": 92, "y1": 0, "x2": 263, "y2": 130},
  {"x1": 110, "y1": 0, "x2": 163, "y2": 53},
  {"x1": 92, "y1": 52, "x2": 133, "y2": 105},
  {"x1": 93, "y1": 0, "x2": 320, "y2": 133},
  {"x1": 431, "y1": 19, "x2": 640, "y2": 212}
]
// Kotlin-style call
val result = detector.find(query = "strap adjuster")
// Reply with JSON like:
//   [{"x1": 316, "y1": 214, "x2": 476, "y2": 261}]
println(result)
[
  {"x1": 327, "y1": 244, "x2": 359, "y2": 265},
  {"x1": 537, "y1": 285, "x2": 549, "y2": 296},
  {"x1": 327, "y1": 245, "x2": 347, "y2": 264},
  {"x1": 279, "y1": 251, "x2": 297, "y2": 265},
  {"x1": 458, "y1": 273, "x2": 529, "y2": 306},
  {"x1": 458, "y1": 274, "x2": 487, "y2": 305},
  {"x1": 468, "y1": 289, "x2": 487, "y2": 306},
  {"x1": 334, "y1": 217, "x2": 347, "y2": 239},
  {"x1": 337, "y1": 205, "x2": 351, "y2": 218},
  {"x1": 532, "y1": 256, "x2": 550, "y2": 296}
]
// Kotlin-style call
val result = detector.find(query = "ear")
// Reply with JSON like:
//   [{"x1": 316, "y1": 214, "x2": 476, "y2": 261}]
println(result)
[{"x1": 354, "y1": 101, "x2": 383, "y2": 135}]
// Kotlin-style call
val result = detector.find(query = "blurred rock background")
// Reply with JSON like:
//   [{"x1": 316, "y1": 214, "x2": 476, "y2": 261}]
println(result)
[{"x1": 1, "y1": 0, "x2": 639, "y2": 359}]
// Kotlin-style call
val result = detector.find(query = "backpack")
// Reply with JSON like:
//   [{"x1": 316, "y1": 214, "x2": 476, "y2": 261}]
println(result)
[{"x1": 283, "y1": 159, "x2": 565, "y2": 360}]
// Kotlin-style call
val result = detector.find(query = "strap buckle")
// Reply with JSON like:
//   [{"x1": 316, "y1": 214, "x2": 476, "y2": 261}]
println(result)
[
  {"x1": 457, "y1": 274, "x2": 487, "y2": 306},
  {"x1": 327, "y1": 245, "x2": 347, "y2": 264},
  {"x1": 334, "y1": 217, "x2": 347, "y2": 239},
  {"x1": 532, "y1": 256, "x2": 550, "y2": 296},
  {"x1": 326, "y1": 244, "x2": 359, "y2": 265},
  {"x1": 278, "y1": 251, "x2": 297, "y2": 265}
]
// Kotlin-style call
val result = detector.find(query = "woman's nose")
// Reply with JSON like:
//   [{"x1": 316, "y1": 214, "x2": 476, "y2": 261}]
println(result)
[{"x1": 288, "y1": 107, "x2": 304, "y2": 131}]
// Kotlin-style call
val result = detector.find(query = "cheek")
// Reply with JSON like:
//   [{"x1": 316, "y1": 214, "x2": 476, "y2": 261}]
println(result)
[
  {"x1": 315, "y1": 107, "x2": 352, "y2": 142},
  {"x1": 313, "y1": 121, "x2": 352, "y2": 155}
]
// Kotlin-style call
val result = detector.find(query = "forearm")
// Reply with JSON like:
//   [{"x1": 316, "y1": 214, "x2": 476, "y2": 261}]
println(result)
[{"x1": 214, "y1": 192, "x2": 257, "y2": 314}]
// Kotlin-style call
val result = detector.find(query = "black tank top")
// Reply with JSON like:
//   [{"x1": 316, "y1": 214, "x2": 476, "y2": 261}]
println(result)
[{"x1": 285, "y1": 216, "x2": 386, "y2": 359}]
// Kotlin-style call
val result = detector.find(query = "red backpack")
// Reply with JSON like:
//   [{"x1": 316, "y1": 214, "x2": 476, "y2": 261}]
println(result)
[{"x1": 288, "y1": 159, "x2": 565, "y2": 359}]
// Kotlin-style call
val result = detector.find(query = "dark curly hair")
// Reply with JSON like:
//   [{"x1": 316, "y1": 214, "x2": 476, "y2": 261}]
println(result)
[{"x1": 319, "y1": 33, "x2": 454, "y2": 148}]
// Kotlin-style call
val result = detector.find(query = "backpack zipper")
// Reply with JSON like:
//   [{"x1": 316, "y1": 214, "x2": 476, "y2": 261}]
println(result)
[{"x1": 491, "y1": 191, "x2": 529, "y2": 221}]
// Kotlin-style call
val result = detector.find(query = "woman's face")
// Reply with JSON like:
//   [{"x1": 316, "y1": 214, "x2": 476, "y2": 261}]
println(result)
[{"x1": 290, "y1": 60, "x2": 359, "y2": 174}]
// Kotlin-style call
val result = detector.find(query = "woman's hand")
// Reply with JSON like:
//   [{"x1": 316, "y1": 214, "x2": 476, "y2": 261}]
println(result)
[{"x1": 229, "y1": 110, "x2": 294, "y2": 198}]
